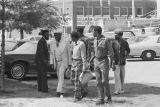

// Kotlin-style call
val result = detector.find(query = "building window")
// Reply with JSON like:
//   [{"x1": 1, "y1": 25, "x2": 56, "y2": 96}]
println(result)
[
  {"x1": 121, "y1": 7, "x2": 128, "y2": 16},
  {"x1": 103, "y1": 7, "x2": 110, "y2": 15},
  {"x1": 136, "y1": 7, "x2": 143, "y2": 16},
  {"x1": 128, "y1": 7, "x2": 132, "y2": 16},
  {"x1": 76, "y1": 7, "x2": 84, "y2": 15},
  {"x1": 85, "y1": 7, "x2": 93, "y2": 15},
  {"x1": 93, "y1": 7, "x2": 101, "y2": 15},
  {"x1": 114, "y1": 7, "x2": 120, "y2": 16}
]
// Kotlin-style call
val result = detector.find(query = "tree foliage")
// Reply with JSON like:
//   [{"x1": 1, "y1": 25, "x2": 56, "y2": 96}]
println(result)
[{"x1": 1, "y1": 0, "x2": 61, "y2": 39}]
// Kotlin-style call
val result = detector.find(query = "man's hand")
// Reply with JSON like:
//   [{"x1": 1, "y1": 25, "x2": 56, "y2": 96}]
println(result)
[
  {"x1": 51, "y1": 64, "x2": 54, "y2": 69},
  {"x1": 112, "y1": 64, "x2": 116, "y2": 71},
  {"x1": 79, "y1": 71, "x2": 87, "y2": 82}
]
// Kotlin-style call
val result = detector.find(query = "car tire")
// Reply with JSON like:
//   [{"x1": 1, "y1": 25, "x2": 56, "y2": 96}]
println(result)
[
  {"x1": 9, "y1": 62, "x2": 27, "y2": 80},
  {"x1": 141, "y1": 50, "x2": 156, "y2": 61}
]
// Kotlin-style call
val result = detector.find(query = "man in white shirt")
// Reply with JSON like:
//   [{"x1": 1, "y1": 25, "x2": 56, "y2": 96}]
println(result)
[
  {"x1": 70, "y1": 31, "x2": 87, "y2": 101},
  {"x1": 49, "y1": 32, "x2": 72, "y2": 97}
]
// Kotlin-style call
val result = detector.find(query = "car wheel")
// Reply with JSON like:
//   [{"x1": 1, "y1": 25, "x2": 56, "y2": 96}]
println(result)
[
  {"x1": 141, "y1": 50, "x2": 156, "y2": 61},
  {"x1": 10, "y1": 62, "x2": 27, "y2": 80}
]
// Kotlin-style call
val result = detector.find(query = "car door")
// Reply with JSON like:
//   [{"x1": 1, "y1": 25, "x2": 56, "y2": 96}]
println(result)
[{"x1": 154, "y1": 36, "x2": 160, "y2": 56}]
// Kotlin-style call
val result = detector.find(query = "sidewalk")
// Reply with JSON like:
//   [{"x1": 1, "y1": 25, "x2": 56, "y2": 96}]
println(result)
[{"x1": 1, "y1": 78, "x2": 160, "y2": 107}]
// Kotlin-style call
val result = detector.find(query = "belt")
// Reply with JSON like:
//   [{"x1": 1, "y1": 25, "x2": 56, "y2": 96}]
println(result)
[
  {"x1": 56, "y1": 60, "x2": 62, "y2": 62},
  {"x1": 72, "y1": 58, "x2": 82, "y2": 60},
  {"x1": 95, "y1": 56, "x2": 108, "y2": 61}
]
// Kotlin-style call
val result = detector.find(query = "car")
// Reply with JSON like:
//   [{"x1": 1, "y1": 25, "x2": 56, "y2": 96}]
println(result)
[
  {"x1": 129, "y1": 35, "x2": 160, "y2": 60},
  {"x1": 4, "y1": 41, "x2": 55, "y2": 80}
]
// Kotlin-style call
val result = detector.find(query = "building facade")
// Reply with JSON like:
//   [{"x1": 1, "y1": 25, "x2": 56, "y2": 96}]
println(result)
[
  {"x1": 53, "y1": 0, "x2": 157, "y2": 32},
  {"x1": 73, "y1": 0, "x2": 156, "y2": 27}
]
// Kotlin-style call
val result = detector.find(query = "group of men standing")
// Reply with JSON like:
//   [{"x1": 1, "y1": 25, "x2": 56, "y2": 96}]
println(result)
[{"x1": 35, "y1": 26, "x2": 130, "y2": 105}]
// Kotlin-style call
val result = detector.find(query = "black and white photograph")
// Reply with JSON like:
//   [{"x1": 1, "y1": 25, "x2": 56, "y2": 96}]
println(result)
[{"x1": 1, "y1": 0, "x2": 160, "y2": 106}]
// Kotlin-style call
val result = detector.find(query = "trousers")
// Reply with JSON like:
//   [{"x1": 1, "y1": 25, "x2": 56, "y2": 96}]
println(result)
[
  {"x1": 114, "y1": 65, "x2": 121, "y2": 92},
  {"x1": 56, "y1": 61, "x2": 66, "y2": 93},
  {"x1": 71, "y1": 60, "x2": 84, "y2": 99},
  {"x1": 120, "y1": 65, "x2": 125, "y2": 91},
  {"x1": 37, "y1": 64, "x2": 48, "y2": 92},
  {"x1": 94, "y1": 58, "x2": 111, "y2": 100}
]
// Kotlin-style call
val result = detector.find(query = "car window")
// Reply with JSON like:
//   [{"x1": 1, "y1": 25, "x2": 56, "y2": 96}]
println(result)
[
  {"x1": 142, "y1": 36, "x2": 151, "y2": 42},
  {"x1": 135, "y1": 37, "x2": 147, "y2": 42},
  {"x1": 30, "y1": 37, "x2": 35, "y2": 41},
  {"x1": 11, "y1": 41, "x2": 26, "y2": 51},
  {"x1": 14, "y1": 42, "x2": 37, "y2": 54},
  {"x1": 157, "y1": 37, "x2": 160, "y2": 43}
]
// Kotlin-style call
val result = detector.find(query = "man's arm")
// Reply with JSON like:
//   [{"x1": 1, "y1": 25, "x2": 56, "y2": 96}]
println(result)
[
  {"x1": 106, "y1": 39, "x2": 114, "y2": 58},
  {"x1": 80, "y1": 42, "x2": 87, "y2": 71},
  {"x1": 125, "y1": 41, "x2": 130, "y2": 56}
]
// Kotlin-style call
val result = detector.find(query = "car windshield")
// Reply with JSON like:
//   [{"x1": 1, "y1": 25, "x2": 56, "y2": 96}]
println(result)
[
  {"x1": 13, "y1": 42, "x2": 37, "y2": 54},
  {"x1": 0, "y1": 41, "x2": 17, "y2": 52}
]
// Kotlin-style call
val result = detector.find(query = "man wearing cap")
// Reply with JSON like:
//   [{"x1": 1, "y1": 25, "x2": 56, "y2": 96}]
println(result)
[
  {"x1": 49, "y1": 32, "x2": 72, "y2": 97},
  {"x1": 114, "y1": 30, "x2": 130, "y2": 94},
  {"x1": 90, "y1": 26, "x2": 114, "y2": 105},
  {"x1": 35, "y1": 30, "x2": 49, "y2": 92}
]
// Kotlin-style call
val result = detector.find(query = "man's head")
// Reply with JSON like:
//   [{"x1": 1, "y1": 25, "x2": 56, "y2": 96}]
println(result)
[
  {"x1": 39, "y1": 29, "x2": 49, "y2": 40},
  {"x1": 93, "y1": 26, "x2": 102, "y2": 37},
  {"x1": 70, "y1": 31, "x2": 79, "y2": 42},
  {"x1": 76, "y1": 26, "x2": 84, "y2": 38},
  {"x1": 54, "y1": 32, "x2": 62, "y2": 42},
  {"x1": 114, "y1": 30, "x2": 123, "y2": 40}
]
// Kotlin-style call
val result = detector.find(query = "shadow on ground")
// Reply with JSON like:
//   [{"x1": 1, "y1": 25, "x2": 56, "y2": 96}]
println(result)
[
  {"x1": 127, "y1": 58, "x2": 160, "y2": 62},
  {"x1": 1, "y1": 79, "x2": 160, "y2": 99}
]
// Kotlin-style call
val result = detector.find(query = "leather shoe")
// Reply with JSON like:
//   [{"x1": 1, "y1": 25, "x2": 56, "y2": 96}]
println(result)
[{"x1": 96, "y1": 99, "x2": 105, "y2": 105}]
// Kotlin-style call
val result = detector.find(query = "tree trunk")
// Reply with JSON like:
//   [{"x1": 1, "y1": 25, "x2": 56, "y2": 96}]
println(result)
[
  {"x1": 0, "y1": 0, "x2": 6, "y2": 91},
  {"x1": 20, "y1": 28, "x2": 24, "y2": 39}
]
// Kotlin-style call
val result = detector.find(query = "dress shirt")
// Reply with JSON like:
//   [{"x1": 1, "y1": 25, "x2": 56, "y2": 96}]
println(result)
[{"x1": 72, "y1": 40, "x2": 87, "y2": 70}]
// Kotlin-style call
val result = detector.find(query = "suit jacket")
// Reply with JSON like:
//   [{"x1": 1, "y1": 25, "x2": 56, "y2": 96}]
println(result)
[
  {"x1": 49, "y1": 37, "x2": 72, "y2": 70},
  {"x1": 35, "y1": 37, "x2": 49, "y2": 67},
  {"x1": 119, "y1": 39, "x2": 130, "y2": 65}
]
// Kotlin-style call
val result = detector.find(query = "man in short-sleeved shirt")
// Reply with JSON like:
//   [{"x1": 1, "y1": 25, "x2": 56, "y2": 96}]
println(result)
[{"x1": 90, "y1": 26, "x2": 114, "y2": 105}]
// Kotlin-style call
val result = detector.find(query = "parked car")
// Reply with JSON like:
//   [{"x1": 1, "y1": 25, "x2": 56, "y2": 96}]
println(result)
[
  {"x1": 4, "y1": 41, "x2": 55, "y2": 80},
  {"x1": 129, "y1": 35, "x2": 160, "y2": 60}
]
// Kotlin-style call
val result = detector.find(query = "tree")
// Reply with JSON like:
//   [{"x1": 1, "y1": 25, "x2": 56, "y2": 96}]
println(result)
[
  {"x1": 0, "y1": 0, "x2": 6, "y2": 91},
  {"x1": 6, "y1": 0, "x2": 61, "y2": 39}
]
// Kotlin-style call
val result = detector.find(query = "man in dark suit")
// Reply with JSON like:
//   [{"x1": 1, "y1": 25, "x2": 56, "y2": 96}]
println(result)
[{"x1": 35, "y1": 30, "x2": 50, "y2": 92}]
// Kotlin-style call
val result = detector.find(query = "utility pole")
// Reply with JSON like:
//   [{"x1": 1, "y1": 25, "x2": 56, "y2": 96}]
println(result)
[
  {"x1": 87, "y1": 0, "x2": 90, "y2": 25},
  {"x1": 132, "y1": 0, "x2": 135, "y2": 26},
  {"x1": 0, "y1": 0, "x2": 6, "y2": 91},
  {"x1": 157, "y1": 0, "x2": 160, "y2": 18},
  {"x1": 62, "y1": 0, "x2": 65, "y2": 35}
]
